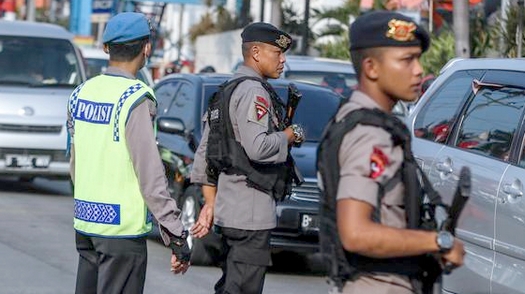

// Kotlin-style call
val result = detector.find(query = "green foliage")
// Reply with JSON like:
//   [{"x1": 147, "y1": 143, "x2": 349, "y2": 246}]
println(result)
[
  {"x1": 491, "y1": 5, "x2": 525, "y2": 57},
  {"x1": 316, "y1": 32, "x2": 350, "y2": 60},
  {"x1": 188, "y1": 6, "x2": 238, "y2": 43},
  {"x1": 420, "y1": 30, "x2": 455, "y2": 76}
]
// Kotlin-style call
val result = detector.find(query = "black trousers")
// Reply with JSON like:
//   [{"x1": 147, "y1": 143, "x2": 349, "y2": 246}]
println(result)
[
  {"x1": 75, "y1": 231, "x2": 148, "y2": 294},
  {"x1": 214, "y1": 227, "x2": 272, "y2": 294}
]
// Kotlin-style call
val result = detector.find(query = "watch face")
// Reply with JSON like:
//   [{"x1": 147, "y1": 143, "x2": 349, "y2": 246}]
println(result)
[{"x1": 438, "y1": 231, "x2": 454, "y2": 251}]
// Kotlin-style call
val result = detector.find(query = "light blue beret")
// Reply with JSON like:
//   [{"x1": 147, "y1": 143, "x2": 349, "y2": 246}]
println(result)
[{"x1": 102, "y1": 12, "x2": 150, "y2": 44}]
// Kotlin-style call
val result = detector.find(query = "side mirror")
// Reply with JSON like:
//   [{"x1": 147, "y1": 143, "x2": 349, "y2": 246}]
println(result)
[{"x1": 156, "y1": 117, "x2": 186, "y2": 135}]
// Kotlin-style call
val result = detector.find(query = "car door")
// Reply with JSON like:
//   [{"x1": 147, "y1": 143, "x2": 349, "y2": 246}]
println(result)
[
  {"x1": 491, "y1": 84, "x2": 525, "y2": 294},
  {"x1": 432, "y1": 80, "x2": 525, "y2": 294}
]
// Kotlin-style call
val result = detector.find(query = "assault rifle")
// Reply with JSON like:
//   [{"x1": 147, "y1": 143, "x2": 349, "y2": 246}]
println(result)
[
  {"x1": 429, "y1": 166, "x2": 471, "y2": 294},
  {"x1": 441, "y1": 166, "x2": 471, "y2": 273},
  {"x1": 284, "y1": 83, "x2": 304, "y2": 187}
]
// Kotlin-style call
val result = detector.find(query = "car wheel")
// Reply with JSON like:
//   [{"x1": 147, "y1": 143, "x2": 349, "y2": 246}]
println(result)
[{"x1": 181, "y1": 186, "x2": 219, "y2": 266}]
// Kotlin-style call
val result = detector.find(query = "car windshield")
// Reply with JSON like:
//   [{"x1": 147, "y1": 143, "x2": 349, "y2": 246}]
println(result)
[
  {"x1": 0, "y1": 36, "x2": 82, "y2": 86},
  {"x1": 203, "y1": 83, "x2": 341, "y2": 142},
  {"x1": 85, "y1": 58, "x2": 108, "y2": 79},
  {"x1": 285, "y1": 71, "x2": 356, "y2": 98}
]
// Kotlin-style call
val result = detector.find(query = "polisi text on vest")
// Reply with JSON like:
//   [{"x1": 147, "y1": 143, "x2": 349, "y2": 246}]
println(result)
[{"x1": 74, "y1": 99, "x2": 114, "y2": 124}]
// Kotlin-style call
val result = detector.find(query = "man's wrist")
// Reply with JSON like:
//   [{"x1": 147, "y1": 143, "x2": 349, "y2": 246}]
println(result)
[{"x1": 436, "y1": 231, "x2": 454, "y2": 254}]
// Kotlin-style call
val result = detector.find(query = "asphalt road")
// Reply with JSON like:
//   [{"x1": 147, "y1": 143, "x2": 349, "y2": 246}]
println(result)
[{"x1": 0, "y1": 177, "x2": 330, "y2": 294}]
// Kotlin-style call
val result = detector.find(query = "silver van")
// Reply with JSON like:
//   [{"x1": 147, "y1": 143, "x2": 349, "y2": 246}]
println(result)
[
  {"x1": 0, "y1": 20, "x2": 86, "y2": 181},
  {"x1": 407, "y1": 58, "x2": 525, "y2": 294}
]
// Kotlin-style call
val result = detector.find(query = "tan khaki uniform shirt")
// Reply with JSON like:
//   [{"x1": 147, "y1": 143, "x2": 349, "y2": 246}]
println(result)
[{"x1": 334, "y1": 90, "x2": 413, "y2": 294}]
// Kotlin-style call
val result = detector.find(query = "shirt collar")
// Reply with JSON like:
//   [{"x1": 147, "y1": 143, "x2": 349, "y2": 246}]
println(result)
[
  {"x1": 351, "y1": 90, "x2": 384, "y2": 110},
  {"x1": 105, "y1": 66, "x2": 136, "y2": 79},
  {"x1": 233, "y1": 64, "x2": 265, "y2": 80}
]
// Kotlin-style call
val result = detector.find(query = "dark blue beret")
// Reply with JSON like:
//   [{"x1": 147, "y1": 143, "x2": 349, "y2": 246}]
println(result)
[
  {"x1": 241, "y1": 22, "x2": 293, "y2": 52},
  {"x1": 103, "y1": 12, "x2": 151, "y2": 44},
  {"x1": 350, "y1": 11, "x2": 430, "y2": 52}
]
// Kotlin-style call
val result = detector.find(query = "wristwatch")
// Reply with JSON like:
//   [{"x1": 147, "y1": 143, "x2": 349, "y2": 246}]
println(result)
[
  {"x1": 290, "y1": 124, "x2": 305, "y2": 144},
  {"x1": 436, "y1": 231, "x2": 454, "y2": 253}
]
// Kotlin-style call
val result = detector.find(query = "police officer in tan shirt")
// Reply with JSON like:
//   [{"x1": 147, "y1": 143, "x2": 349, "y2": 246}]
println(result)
[
  {"x1": 190, "y1": 22, "x2": 304, "y2": 294},
  {"x1": 320, "y1": 11, "x2": 466, "y2": 294}
]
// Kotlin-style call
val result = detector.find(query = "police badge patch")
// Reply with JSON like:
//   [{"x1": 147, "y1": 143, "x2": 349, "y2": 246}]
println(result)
[
  {"x1": 370, "y1": 147, "x2": 389, "y2": 179},
  {"x1": 249, "y1": 95, "x2": 269, "y2": 125}
]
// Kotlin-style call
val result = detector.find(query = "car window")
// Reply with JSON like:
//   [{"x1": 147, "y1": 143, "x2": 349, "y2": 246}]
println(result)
[
  {"x1": 155, "y1": 80, "x2": 180, "y2": 116},
  {"x1": 456, "y1": 86, "x2": 525, "y2": 162},
  {"x1": 413, "y1": 70, "x2": 484, "y2": 143},
  {"x1": 168, "y1": 82, "x2": 195, "y2": 130},
  {"x1": 85, "y1": 58, "x2": 107, "y2": 79},
  {"x1": 285, "y1": 71, "x2": 356, "y2": 93},
  {"x1": 0, "y1": 36, "x2": 82, "y2": 86}
]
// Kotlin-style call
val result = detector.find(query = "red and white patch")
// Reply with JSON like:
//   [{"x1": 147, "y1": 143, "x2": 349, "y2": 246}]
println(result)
[
  {"x1": 369, "y1": 147, "x2": 389, "y2": 179},
  {"x1": 256, "y1": 96, "x2": 269, "y2": 108},
  {"x1": 255, "y1": 103, "x2": 268, "y2": 120}
]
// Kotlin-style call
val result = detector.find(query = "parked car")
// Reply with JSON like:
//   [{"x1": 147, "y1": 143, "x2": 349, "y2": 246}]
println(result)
[
  {"x1": 153, "y1": 73, "x2": 341, "y2": 265},
  {"x1": 234, "y1": 55, "x2": 357, "y2": 97},
  {"x1": 0, "y1": 20, "x2": 87, "y2": 181},
  {"x1": 79, "y1": 46, "x2": 154, "y2": 87},
  {"x1": 407, "y1": 58, "x2": 525, "y2": 294}
]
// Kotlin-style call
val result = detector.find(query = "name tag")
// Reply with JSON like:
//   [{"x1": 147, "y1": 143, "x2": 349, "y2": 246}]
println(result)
[{"x1": 74, "y1": 99, "x2": 114, "y2": 124}]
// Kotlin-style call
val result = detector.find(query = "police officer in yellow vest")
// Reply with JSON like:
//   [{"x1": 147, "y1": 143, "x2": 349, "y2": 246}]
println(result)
[{"x1": 66, "y1": 12, "x2": 190, "y2": 294}]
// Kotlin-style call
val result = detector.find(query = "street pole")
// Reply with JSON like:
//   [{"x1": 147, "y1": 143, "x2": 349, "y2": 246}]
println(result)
[
  {"x1": 518, "y1": 0, "x2": 524, "y2": 57},
  {"x1": 301, "y1": 0, "x2": 310, "y2": 55},
  {"x1": 260, "y1": 0, "x2": 265, "y2": 21},
  {"x1": 25, "y1": 0, "x2": 35, "y2": 21},
  {"x1": 453, "y1": 0, "x2": 470, "y2": 57},
  {"x1": 177, "y1": 4, "x2": 185, "y2": 62}
]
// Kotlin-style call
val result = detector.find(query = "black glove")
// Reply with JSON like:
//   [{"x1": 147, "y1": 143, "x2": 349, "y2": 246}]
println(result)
[{"x1": 168, "y1": 230, "x2": 191, "y2": 263}]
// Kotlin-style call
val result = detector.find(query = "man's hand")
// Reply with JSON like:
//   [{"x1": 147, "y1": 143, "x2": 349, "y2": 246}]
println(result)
[
  {"x1": 168, "y1": 231, "x2": 191, "y2": 274},
  {"x1": 170, "y1": 253, "x2": 190, "y2": 274},
  {"x1": 441, "y1": 238, "x2": 466, "y2": 271},
  {"x1": 191, "y1": 203, "x2": 213, "y2": 238}
]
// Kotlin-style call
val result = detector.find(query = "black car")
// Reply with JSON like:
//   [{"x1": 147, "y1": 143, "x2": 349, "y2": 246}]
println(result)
[{"x1": 153, "y1": 73, "x2": 341, "y2": 265}]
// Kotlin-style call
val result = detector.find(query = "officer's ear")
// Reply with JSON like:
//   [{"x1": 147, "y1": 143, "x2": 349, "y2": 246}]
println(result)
[
  {"x1": 251, "y1": 44, "x2": 261, "y2": 62},
  {"x1": 143, "y1": 41, "x2": 152, "y2": 58},
  {"x1": 362, "y1": 48, "x2": 385, "y2": 81}
]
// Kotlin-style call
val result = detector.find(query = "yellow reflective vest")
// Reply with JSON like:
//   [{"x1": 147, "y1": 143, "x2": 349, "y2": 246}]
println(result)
[{"x1": 68, "y1": 75, "x2": 155, "y2": 237}]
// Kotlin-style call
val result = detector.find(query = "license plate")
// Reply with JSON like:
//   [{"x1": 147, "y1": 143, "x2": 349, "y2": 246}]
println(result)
[
  {"x1": 5, "y1": 154, "x2": 50, "y2": 168},
  {"x1": 300, "y1": 213, "x2": 319, "y2": 232}
]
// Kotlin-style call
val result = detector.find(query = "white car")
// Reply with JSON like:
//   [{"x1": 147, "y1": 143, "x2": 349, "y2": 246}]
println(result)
[
  {"x1": 0, "y1": 20, "x2": 87, "y2": 181},
  {"x1": 80, "y1": 47, "x2": 154, "y2": 87}
]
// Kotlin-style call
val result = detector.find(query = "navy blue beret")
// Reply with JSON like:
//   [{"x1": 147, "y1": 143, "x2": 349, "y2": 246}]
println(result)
[
  {"x1": 103, "y1": 12, "x2": 151, "y2": 44},
  {"x1": 350, "y1": 11, "x2": 430, "y2": 52},
  {"x1": 241, "y1": 22, "x2": 293, "y2": 52}
]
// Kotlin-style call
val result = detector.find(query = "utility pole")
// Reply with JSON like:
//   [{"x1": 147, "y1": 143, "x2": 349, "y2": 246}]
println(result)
[
  {"x1": 25, "y1": 0, "x2": 35, "y2": 21},
  {"x1": 300, "y1": 0, "x2": 310, "y2": 55},
  {"x1": 517, "y1": 0, "x2": 524, "y2": 57},
  {"x1": 270, "y1": 0, "x2": 281, "y2": 28},
  {"x1": 453, "y1": 0, "x2": 470, "y2": 57},
  {"x1": 260, "y1": 0, "x2": 265, "y2": 21}
]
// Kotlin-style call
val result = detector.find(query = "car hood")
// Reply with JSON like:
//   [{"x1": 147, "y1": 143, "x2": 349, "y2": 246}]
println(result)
[
  {"x1": 290, "y1": 141, "x2": 318, "y2": 180},
  {"x1": 0, "y1": 86, "x2": 72, "y2": 125}
]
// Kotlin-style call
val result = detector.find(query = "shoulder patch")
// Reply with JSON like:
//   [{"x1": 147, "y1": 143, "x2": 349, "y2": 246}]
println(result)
[{"x1": 370, "y1": 146, "x2": 389, "y2": 179}]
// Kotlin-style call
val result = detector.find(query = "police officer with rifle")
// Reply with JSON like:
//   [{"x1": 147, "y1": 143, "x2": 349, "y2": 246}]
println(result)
[
  {"x1": 317, "y1": 11, "x2": 466, "y2": 294},
  {"x1": 189, "y1": 22, "x2": 305, "y2": 294}
]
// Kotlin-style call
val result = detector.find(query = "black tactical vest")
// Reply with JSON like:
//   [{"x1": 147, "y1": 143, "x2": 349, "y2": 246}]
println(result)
[
  {"x1": 317, "y1": 107, "x2": 444, "y2": 293},
  {"x1": 205, "y1": 76, "x2": 291, "y2": 201}
]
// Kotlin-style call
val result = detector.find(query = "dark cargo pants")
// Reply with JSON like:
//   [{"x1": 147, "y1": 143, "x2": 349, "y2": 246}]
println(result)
[
  {"x1": 75, "y1": 231, "x2": 148, "y2": 294},
  {"x1": 214, "y1": 227, "x2": 272, "y2": 294}
]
